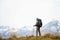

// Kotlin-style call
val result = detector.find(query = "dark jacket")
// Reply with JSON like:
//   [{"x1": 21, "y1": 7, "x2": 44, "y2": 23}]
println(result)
[{"x1": 35, "y1": 19, "x2": 42, "y2": 28}]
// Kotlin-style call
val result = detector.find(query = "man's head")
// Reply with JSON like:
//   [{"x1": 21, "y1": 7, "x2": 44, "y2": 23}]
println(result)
[{"x1": 36, "y1": 18, "x2": 41, "y2": 22}]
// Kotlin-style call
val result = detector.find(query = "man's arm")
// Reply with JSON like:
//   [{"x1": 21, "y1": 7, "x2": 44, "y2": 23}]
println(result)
[{"x1": 33, "y1": 21, "x2": 38, "y2": 27}]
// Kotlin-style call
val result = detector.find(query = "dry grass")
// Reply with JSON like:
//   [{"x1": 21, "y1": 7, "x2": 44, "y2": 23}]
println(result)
[{"x1": 0, "y1": 34, "x2": 60, "y2": 40}]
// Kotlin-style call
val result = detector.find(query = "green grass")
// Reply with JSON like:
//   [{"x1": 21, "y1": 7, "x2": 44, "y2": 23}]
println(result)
[{"x1": 0, "y1": 34, "x2": 60, "y2": 40}]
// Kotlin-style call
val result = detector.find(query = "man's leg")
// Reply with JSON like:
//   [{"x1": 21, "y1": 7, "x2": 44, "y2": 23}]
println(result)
[
  {"x1": 38, "y1": 28, "x2": 41, "y2": 36},
  {"x1": 36, "y1": 29, "x2": 38, "y2": 36},
  {"x1": 36, "y1": 27, "x2": 38, "y2": 36}
]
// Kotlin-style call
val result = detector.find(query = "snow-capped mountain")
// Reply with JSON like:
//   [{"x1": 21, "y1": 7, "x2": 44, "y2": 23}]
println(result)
[
  {"x1": 41, "y1": 20, "x2": 60, "y2": 35},
  {"x1": 0, "y1": 26, "x2": 36, "y2": 38},
  {"x1": 0, "y1": 26, "x2": 10, "y2": 38},
  {"x1": 16, "y1": 26, "x2": 36, "y2": 37}
]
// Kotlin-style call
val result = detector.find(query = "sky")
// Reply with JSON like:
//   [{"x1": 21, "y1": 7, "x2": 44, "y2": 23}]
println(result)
[{"x1": 0, "y1": 0, "x2": 60, "y2": 29}]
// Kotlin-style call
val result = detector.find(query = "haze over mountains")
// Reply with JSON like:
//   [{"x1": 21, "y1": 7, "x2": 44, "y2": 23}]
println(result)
[{"x1": 0, "y1": 19, "x2": 60, "y2": 38}]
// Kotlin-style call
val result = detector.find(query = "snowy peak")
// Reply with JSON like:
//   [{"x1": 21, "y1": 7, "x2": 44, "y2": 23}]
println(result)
[{"x1": 41, "y1": 20, "x2": 60, "y2": 34}]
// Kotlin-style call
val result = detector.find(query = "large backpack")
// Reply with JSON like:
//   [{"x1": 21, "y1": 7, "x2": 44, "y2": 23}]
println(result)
[{"x1": 37, "y1": 19, "x2": 42, "y2": 27}]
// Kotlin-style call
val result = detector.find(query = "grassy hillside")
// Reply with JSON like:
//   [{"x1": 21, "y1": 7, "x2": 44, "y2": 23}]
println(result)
[{"x1": 0, "y1": 34, "x2": 60, "y2": 40}]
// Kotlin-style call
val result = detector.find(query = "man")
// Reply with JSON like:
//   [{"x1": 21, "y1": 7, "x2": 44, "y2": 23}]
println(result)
[{"x1": 34, "y1": 18, "x2": 42, "y2": 36}]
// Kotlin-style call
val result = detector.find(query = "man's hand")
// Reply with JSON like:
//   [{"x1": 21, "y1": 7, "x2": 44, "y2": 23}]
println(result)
[{"x1": 33, "y1": 25, "x2": 36, "y2": 27}]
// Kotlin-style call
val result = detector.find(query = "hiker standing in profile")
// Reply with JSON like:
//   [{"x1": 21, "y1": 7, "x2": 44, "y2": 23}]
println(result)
[{"x1": 34, "y1": 18, "x2": 42, "y2": 36}]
